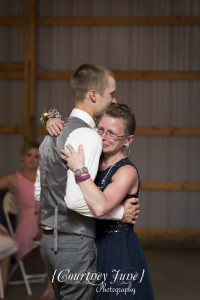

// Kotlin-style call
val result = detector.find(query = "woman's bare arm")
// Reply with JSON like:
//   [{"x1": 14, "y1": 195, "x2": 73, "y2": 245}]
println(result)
[
  {"x1": 61, "y1": 145, "x2": 138, "y2": 217},
  {"x1": 0, "y1": 173, "x2": 17, "y2": 193},
  {"x1": 78, "y1": 165, "x2": 138, "y2": 216}
]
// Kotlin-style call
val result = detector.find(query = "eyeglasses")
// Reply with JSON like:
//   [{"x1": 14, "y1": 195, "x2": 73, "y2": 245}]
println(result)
[{"x1": 97, "y1": 128, "x2": 127, "y2": 141}]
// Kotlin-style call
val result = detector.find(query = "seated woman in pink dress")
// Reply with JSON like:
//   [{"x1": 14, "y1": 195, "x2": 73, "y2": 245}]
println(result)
[
  {"x1": 0, "y1": 141, "x2": 40, "y2": 261},
  {"x1": 0, "y1": 141, "x2": 55, "y2": 299}
]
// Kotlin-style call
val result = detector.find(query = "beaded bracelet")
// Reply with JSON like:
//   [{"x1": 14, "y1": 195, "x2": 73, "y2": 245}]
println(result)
[
  {"x1": 40, "y1": 108, "x2": 61, "y2": 125},
  {"x1": 75, "y1": 174, "x2": 91, "y2": 182},
  {"x1": 74, "y1": 167, "x2": 89, "y2": 177}
]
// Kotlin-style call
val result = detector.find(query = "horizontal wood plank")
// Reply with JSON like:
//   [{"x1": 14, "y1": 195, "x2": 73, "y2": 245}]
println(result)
[
  {"x1": 0, "y1": 125, "x2": 24, "y2": 133},
  {"x1": 1, "y1": 16, "x2": 200, "y2": 26},
  {"x1": 1, "y1": 125, "x2": 200, "y2": 136},
  {"x1": 36, "y1": 16, "x2": 200, "y2": 26},
  {"x1": 135, "y1": 227, "x2": 200, "y2": 237},
  {"x1": 36, "y1": 126, "x2": 200, "y2": 136},
  {"x1": 135, "y1": 227, "x2": 200, "y2": 246},
  {"x1": 0, "y1": 63, "x2": 24, "y2": 79},
  {"x1": 141, "y1": 181, "x2": 200, "y2": 191},
  {"x1": 0, "y1": 63, "x2": 24, "y2": 71},
  {"x1": 37, "y1": 71, "x2": 200, "y2": 81},
  {"x1": 115, "y1": 71, "x2": 200, "y2": 80},
  {"x1": 0, "y1": 72, "x2": 24, "y2": 79},
  {"x1": 36, "y1": 71, "x2": 73, "y2": 80},
  {"x1": 0, "y1": 17, "x2": 26, "y2": 25},
  {"x1": 135, "y1": 127, "x2": 200, "y2": 136},
  {"x1": 1, "y1": 66, "x2": 200, "y2": 80}
]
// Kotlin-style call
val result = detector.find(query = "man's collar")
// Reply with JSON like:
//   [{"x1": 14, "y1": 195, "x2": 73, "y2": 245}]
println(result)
[{"x1": 70, "y1": 108, "x2": 96, "y2": 129}]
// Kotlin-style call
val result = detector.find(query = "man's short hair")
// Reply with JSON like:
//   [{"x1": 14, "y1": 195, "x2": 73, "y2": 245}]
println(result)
[{"x1": 70, "y1": 63, "x2": 115, "y2": 101}]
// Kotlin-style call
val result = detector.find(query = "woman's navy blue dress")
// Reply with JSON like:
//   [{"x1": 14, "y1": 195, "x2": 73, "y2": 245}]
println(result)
[{"x1": 94, "y1": 158, "x2": 154, "y2": 299}]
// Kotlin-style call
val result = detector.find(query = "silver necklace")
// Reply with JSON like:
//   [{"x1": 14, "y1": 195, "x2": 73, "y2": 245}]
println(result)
[
  {"x1": 98, "y1": 164, "x2": 116, "y2": 190},
  {"x1": 98, "y1": 154, "x2": 124, "y2": 190}
]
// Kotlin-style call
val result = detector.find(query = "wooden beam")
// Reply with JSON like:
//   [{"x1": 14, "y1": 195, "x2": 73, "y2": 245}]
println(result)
[
  {"x1": 0, "y1": 17, "x2": 26, "y2": 25},
  {"x1": 0, "y1": 63, "x2": 24, "y2": 79},
  {"x1": 135, "y1": 227, "x2": 200, "y2": 237},
  {"x1": 36, "y1": 71, "x2": 200, "y2": 81},
  {"x1": 0, "y1": 73, "x2": 24, "y2": 79},
  {"x1": 135, "y1": 227, "x2": 200, "y2": 247},
  {"x1": 1, "y1": 125, "x2": 199, "y2": 136},
  {"x1": 35, "y1": 126, "x2": 200, "y2": 136},
  {"x1": 0, "y1": 125, "x2": 23, "y2": 133},
  {"x1": 1, "y1": 16, "x2": 200, "y2": 26},
  {"x1": 24, "y1": 0, "x2": 36, "y2": 141},
  {"x1": 37, "y1": 71, "x2": 73, "y2": 80},
  {"x1": 36, "y1": 16, "x2": 200, "y2": 26},
  {"x1": 135, "y1": 127, "x2": 200, "y2": 136},
  {"x1": 0, "y1": 64, "x2": 24, "y2": 71},
  {"x1": 114, "y1": 71, "x2": 200, "y2": 81},
  {"x1": 1, "y1": 68, "x2": 200, "y2": 81},
  {"x1": 141, "y1": 181, "x2": 200, "y2": 191}
]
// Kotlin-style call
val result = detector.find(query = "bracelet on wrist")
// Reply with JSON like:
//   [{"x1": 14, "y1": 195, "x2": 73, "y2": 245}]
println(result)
[
  {"x1": 40, "y1": 108, "x2": 61, "y2": 125},
  {"x1": 74, "y1": 167, "x2": 89, "y2": 178},
  {"x1": 76, "y1": 174, "x2": 91, "y2": 182}
]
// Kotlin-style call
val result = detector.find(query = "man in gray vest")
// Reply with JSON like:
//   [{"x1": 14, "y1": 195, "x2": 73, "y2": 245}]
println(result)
[{"x1": 35, "y1": 64, "x2": 139, "y2": 300}]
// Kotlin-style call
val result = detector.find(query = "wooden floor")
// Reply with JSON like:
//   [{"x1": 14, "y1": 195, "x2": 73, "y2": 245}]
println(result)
[{"x1": 3, "y1": 245, "x2": 200, "y2": 300}]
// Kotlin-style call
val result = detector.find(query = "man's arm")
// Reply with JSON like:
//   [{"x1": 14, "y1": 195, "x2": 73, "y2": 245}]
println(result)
[{"x1": 34, "y1": 166, "x2": 41, "y2": 201}]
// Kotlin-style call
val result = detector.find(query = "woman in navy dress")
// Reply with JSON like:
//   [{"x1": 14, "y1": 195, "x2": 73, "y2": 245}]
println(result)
[{"x1": 62, "y1": 103, "x2": 154, "y2": 299}]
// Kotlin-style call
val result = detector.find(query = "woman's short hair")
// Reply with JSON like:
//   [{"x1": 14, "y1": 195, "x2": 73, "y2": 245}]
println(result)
[
  {"x1": 102, "y1": 103, "x2": 136, "y2": 135},
  {"x1": 70, "y1": 63, "x2": 115, "y2": 101}
]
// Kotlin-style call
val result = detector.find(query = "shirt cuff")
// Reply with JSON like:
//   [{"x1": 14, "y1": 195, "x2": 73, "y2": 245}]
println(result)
[{"x1": 100, "y1": 205, "x2": 124, "y2": 220}]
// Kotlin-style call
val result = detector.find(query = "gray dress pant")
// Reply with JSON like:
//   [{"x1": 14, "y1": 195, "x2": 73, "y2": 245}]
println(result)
[{"x1": 40, "y1": 233, "x2": 97, "y2": 300}]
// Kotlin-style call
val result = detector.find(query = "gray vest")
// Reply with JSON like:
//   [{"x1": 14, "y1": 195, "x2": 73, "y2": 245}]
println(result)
[{"x1": 39, "y1": 116, "x2": 96, "y2": 242}]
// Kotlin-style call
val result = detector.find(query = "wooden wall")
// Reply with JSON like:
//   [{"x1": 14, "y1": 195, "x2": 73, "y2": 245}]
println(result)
[{"x1": 0, "y1": 0, "x2": 199, "y2": 243}]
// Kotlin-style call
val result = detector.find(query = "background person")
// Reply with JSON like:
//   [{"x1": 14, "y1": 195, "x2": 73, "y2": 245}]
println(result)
[
  {"x1": 0, "y1": 141, "x2": 55, "y2": 299},
  {"x1": 0, "y1": 141, "x2": 40, "y2": 261}
]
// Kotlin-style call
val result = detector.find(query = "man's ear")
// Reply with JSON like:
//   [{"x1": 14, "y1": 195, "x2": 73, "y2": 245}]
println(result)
[{"x1": 88, "y1": 89, "x2": 97, "y2": 103}]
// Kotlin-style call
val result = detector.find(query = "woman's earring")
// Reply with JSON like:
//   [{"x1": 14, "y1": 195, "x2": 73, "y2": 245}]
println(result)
[{"x1": 123, "y1": 145, "x2": 131, "y2": 157}]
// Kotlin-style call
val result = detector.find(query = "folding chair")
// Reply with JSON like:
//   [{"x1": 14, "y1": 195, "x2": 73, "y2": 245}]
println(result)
[
  {"x1": 3, "y1": 192, "x2": 47, "y2": 296},
  {"x1": 0, "y1": 265, "x2": 4, "y2": 299},
  {"x1": 0, "y1": 225, "x2": 17, "y2": 299}
]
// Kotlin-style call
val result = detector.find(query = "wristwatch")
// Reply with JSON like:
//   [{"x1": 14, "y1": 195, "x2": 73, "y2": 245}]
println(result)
[{"x1": 74, "y1": 167, "x2": 89, "y2": 177}]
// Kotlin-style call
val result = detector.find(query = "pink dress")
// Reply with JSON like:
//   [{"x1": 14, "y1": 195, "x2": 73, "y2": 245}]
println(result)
[{"x1": 13, "y1": 172, "x2": 39, "y2": 261}]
